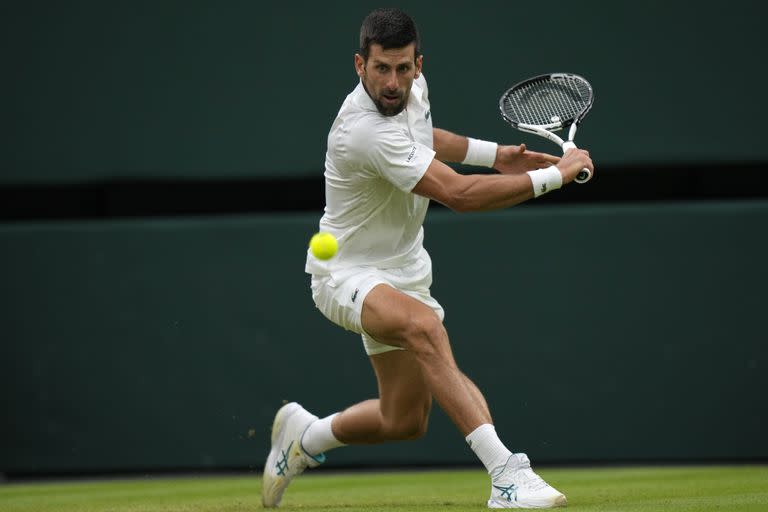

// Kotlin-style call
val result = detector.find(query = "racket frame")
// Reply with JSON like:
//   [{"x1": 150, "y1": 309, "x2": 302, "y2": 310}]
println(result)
[{"x1": 499, "y1": 73, "x2": 593, "y2": 183}]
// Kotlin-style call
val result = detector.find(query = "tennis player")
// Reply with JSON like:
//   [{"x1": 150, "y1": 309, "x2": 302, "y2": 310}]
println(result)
[{"x1": 263, "y1": 8, "x2": 593, "y2": 509}]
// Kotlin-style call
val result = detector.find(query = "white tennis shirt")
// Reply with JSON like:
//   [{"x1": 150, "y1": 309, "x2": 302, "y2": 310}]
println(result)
[{"x1": 305, "y1": 75, "x2": 436, "y2": 276}]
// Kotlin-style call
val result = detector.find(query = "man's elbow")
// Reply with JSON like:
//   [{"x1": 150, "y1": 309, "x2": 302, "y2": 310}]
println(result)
[
  {"x1": 445, "y1": 199, "x2": 474, "y2": 213},
  {"x1": 441, "y1": 185, "x2": 480, "y2": 213}
]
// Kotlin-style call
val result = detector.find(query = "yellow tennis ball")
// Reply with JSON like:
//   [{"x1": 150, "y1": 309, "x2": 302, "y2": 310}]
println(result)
[{"x1": 309, "y1": 232, "x2": 338, "y2": 260}]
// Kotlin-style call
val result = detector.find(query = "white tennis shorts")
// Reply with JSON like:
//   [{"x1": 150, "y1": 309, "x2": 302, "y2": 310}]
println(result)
[{"x1": 310, "y1": 251, "x2": 445, "y2": 355}]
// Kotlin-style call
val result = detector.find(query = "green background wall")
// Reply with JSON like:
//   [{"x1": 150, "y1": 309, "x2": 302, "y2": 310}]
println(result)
[
  {"x1": 2, "y1": 0, "x2": 766, "y2": 475},
  {"x1": 2, "y1": 0, "x2": 767, "y2": 184},
  {"x1": 2, "y1": 202, "x2": 766, "y2": 473}
]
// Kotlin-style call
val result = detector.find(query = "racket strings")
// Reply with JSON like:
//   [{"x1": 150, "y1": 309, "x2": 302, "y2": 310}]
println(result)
[{"x1": 503, "y1": 76, "x2": 591, "y2": 127}]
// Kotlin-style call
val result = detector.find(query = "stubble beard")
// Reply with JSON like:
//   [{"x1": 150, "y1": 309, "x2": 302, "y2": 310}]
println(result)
[
  {"x1": 373, "y1": 92, "x2": 406, "y2": 117},
  {"x1": 362, "y1": 77, "x2": 408, "y2": 117}
]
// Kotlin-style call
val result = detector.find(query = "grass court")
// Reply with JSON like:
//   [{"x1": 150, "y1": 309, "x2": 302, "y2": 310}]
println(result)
[{"x1": 1, "y1": 465, "x2": 766, "y2": 511}]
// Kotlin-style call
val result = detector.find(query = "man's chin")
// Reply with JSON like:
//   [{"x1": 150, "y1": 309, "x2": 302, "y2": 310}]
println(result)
[{"x1": 375, "y1": 101, "x2": 405, "y2": 117}]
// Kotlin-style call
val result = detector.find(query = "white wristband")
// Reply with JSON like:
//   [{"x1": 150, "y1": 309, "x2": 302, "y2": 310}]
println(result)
[
  {"x1": 462, "y1": 137, "x2": 498, "y2": 167},
  {"x1": 526, "y1": 166, "x2": 563, "y2": 197}
]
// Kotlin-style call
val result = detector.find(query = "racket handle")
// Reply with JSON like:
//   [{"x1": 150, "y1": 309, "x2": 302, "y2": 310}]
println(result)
[
  {"x1": 562, "y1": 141, "x2": 592, "y2": 184},
  {"x1": 575, "y1": 169, "x2": 591, "y2": 183}
]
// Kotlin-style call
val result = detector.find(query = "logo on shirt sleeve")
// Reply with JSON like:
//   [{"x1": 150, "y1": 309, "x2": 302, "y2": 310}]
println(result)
[{"x1": 406, "y1": 145, "x2": 418, "y2": 163}]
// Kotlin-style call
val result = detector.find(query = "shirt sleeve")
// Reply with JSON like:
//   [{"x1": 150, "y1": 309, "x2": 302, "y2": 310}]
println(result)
[{"x1": 350, "y1": 120, "x2": 436, "y2": 193}]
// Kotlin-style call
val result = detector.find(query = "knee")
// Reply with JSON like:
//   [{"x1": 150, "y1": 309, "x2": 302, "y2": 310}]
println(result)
[
  {"x1": 401, "y1": 312, "x2": 446, "y2": 357},
  {"x1": 383, "y1": 409, "x2": 430, "y2": 441}
]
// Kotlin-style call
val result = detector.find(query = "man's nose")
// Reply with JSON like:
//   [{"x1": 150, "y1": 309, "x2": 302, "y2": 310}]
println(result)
[{"x1": 385, "y1": 70, "x2": 398, "y2": 90}]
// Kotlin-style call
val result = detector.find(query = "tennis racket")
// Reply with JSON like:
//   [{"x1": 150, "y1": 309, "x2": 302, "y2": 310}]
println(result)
[{"x1": 499, "y1": 73, "x2": 594, "y2": 183}]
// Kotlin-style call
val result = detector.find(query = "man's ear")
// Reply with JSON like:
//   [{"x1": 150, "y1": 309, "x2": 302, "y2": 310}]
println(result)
[{"x1": 354, "y1": 54, "x2": 365, "y2": 77}]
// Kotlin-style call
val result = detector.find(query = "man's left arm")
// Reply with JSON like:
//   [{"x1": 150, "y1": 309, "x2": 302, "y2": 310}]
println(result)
[{"x1": 432, "y1": 127, "x2": 560, "y2": 175}]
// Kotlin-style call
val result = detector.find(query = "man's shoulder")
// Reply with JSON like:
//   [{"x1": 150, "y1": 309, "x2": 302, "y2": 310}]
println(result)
[
  {"x1": 329, "y1": 81, "x2": 410, "y2": 163},
  {"x1": 335, "y1": 103, "x2": 401, "y2": 142}
]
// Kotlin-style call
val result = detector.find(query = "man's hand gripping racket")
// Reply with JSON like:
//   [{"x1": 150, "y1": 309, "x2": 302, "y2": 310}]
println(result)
[{"x1": 499, "y1": 73, "x2": 594, "y2": 183}]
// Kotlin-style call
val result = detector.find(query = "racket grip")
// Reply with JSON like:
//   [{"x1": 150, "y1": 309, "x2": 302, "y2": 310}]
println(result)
[
  {"x1": 575, "y1": 169, "x2": 591, "y2": 183},
  {"x1": 562, "y1": 141, "x2": 592, "y2": 184}
]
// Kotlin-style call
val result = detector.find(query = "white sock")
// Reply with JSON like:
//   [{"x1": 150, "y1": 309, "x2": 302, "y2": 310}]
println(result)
[
  {"x1": 465, "y1": 424, "x2": 513, "y2": 475},
  {"x1": 300, "y1": 413, "x2": 346, "y2": 456}
]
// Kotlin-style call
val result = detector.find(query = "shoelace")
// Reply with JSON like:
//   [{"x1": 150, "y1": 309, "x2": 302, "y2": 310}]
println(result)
[
  {"x1": 516, "y1": 467, "x2": 548, "y2": 491},
  {"x1": 491, "y1": 462, "x2": 549, "y2": 492}
]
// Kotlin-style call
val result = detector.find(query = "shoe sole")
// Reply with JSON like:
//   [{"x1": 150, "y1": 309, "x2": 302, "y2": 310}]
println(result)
[
  {"x1": 488, "y1": 493, "x2": 567, "y2": 509},
  {"x1": 262, "y1": 402, "x2": 302, "y2": 508}
]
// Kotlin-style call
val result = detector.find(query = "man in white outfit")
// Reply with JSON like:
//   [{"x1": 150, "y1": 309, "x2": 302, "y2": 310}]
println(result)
[{"x1": 263, "y1": 7, "x2": 594, "y2": 509}]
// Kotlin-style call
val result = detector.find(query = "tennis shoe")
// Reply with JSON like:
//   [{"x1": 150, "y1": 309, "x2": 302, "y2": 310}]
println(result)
[
  {"x1": 487, "y1": 453, "x2": 566, "y2": 509},
  {"x1": 262, "y1": 402, "x2": 325, "y2": 507}
]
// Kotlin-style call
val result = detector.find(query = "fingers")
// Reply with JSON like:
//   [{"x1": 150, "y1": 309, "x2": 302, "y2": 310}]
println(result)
[
  {"x1": 536, "y1": 157, "x2": 560, "y2": 167},
  {"x1": 503, "y1": 144, "x2": 559, "y2": 163},
  {"x1": 543, "y1": 154, "x2": 560, "y2": 164},
  {"x1": 518, "y1": 146, "x2": 559, "y2": 163},
  {"x1": 580, "y1": 150, "x2": 594, "y2": 170},
  {"x1": 531, "y1": 155, "x2": 560, "y2": 165},
  {"x1": 572, "y1": 150, "x2": 593, "y2": 172},
  {"x1": 557, "y1": 148, "x2": 594, "y2": 182},
  {"x1": 565, "y1": 147, "x2": 590, "y2": 158}
]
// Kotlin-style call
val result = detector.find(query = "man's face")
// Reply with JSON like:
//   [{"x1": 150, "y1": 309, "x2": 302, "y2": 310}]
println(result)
[{"x1": 355, "y1": 43, "x2": 422, "y2": 117}]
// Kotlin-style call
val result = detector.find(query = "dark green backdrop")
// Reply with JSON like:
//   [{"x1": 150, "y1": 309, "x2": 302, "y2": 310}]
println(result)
[
  {"x1": 2, "y1": 202, "x2": 766, "y2": 473},
  {"x1": 2, "y1": 0, "x2": 767, "y2": 184},
  {"x1": 2, "y1": 0, "x2": 766, "y2": 475}
]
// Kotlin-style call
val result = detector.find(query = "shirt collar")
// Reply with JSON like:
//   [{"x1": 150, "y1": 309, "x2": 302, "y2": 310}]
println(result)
[{"x1": 354, "y1": 80, "x2": 378, "y2": 112}]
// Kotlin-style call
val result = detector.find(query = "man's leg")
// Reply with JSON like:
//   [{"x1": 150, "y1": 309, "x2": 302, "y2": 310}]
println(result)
[
  {"x1": 330, "y1": 348, "x2": 433, "y2": 444},
  {"x1": 352, "y1": 360, "x2": 491, "y2": 442},
  {"x1": 263, "y1": 284, "x2": 440, "y2": 508},
  {"x1": 265, "y1": 283, "x2": 565, "y2": 508},
  {"x1": 355, "y1": 284, "x2": 566, "y2": 509},
  {"x1": 304, "y1": 283, "x2": 490, "y2": 451},
  {"x1": 359, "y1": 283, "x2": 489, "y2": 435}
]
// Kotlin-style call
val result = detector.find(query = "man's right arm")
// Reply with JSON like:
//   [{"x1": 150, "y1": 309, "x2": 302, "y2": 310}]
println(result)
[{"x1": 411, "y1": 149, "x2": 593, "y2": 212}]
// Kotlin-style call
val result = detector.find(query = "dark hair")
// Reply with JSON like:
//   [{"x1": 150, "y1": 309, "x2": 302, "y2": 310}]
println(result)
[{"x1": 359, "y1": 8, "x2": 420, "y2": 61}]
